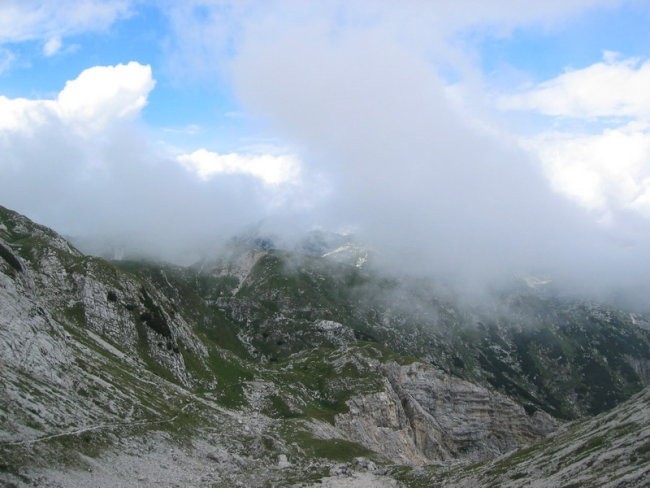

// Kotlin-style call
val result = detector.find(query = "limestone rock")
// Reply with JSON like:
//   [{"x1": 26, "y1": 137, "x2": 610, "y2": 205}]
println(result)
[{"x1": 334, "y1": 361, "x2": 558, "y2": 464}]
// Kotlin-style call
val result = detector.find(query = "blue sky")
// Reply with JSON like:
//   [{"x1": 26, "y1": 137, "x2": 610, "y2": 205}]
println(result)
[
  {"x1": 0, "y1": 1, "x2": 646, "y2": 153},
  {"x1": 0, "y1": 2, "x2": 243, "y2": 151},
  {"x1": 478, "y1": 2, "x2": 650, "y2": 82},
  {"x1": 2, "y1": 0, "x2": 650, "y2": 300},
  {"x1": 1, "y1": 1, "x2": 648, "y2": 153}
]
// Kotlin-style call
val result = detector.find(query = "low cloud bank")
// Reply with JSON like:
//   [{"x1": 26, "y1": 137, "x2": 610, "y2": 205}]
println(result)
[
  {"x1": 0, "y1": 62, "x2": 304, "y2": 263},
  {"x1": 3, "y1": 2, "x2": 650, "y2": 310}
]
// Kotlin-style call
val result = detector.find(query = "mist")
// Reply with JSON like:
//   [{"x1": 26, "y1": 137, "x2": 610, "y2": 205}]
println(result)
[
  {"x1": 3, "y1": 1, "x2": 650, "y2": 310},
  {"x1": 225, "y1": 1, "x2": 650, "y2": 307}
]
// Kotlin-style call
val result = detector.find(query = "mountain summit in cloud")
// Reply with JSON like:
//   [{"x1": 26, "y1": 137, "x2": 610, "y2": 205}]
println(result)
[
  {"x1": 2, "y1": 3, "x2": 650, "y2": 485},
  {"x1": 1, "y1": 2, "x2": 650, "y2": 301},
  {"x1": 1, "y1": 202, "x2": 648, "y2": 486}
]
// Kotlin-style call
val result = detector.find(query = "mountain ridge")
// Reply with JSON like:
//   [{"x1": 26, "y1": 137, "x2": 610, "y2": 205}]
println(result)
[{"x1": 1, "y1": 204, "x2": 649, "y2": 486}]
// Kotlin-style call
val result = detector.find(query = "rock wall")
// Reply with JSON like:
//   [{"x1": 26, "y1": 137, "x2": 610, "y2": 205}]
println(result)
[{"x1": 334, "y1": 361, "x2": 558, "y2": 464}]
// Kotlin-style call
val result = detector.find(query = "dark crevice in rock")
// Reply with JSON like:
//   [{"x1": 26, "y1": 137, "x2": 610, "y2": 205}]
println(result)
[
  {"x1": 139, "y1": 287, "x2": 172, "y2": 338},
  {"x1": 0, "y1": 242, "x2": 23, "y2": 273}
]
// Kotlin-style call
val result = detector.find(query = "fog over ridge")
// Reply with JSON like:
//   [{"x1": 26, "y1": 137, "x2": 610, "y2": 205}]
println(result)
[{"x1": 2, "y1": 1, "x2": 650, "y2": 309}]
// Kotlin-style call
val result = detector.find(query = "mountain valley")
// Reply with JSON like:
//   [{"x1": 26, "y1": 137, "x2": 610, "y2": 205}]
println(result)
[{"x1": 1, "y1": 204, "x2": 649, "y2": 487}]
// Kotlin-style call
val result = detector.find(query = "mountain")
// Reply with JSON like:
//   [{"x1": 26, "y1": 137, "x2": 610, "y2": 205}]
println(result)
[
  {"x1": 395, "y1": 386, "x2": 650, "y2": 487},
  {"x1": 179, "y1": 238, "x2": 650, "y2": 420},
  {"x1": 1, "y1": 204, "x2": 649, "y2": 487}
]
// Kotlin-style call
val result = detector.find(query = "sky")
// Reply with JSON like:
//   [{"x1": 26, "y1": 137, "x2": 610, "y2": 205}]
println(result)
[{"x1": 2, "y1": 0, "x2": 650, "y2": 305}]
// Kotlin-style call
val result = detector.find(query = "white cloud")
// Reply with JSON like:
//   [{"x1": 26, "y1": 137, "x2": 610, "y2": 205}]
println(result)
[
  {"x1": 501, "y1": 53, "x2": 650, "y2": 120},
  {"x1": 0, "y1": 64, "x2": 310, "y2": 263},
  {"x1": 43, "y1": 36, "x2": 62, "y2": 57},
  {"x1": 501, "y1": 53, "x2": 650, "y2": 223},
  {"x1": 0, "y1": 1, "x2": 131, "y2": 45},
  {"x1": 0, "y1": 62, "x2": 154, "y2": 134},
  {"x1": 530, "y1": 124, "x2": 650, "y2": 216},
  {"x1": 155, "y1": 0, "x2": 650, "y2": 304},
  {"x1": 162, "y1": 0, "x2": 619, "y2": 83},
  {"x1": 178, "y1": 148, "x2": 301, "y2": 185},
  {"x1": 57, "y1": 62, "x2": 155, "y2": 132},
  {"x1": 0, "y1": 97, "x2": 54, "y2": 132}
]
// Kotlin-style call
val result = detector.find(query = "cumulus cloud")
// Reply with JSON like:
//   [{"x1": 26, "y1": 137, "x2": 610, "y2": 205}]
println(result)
[
  {"x1": 501, "y1": 53, "x2": 650, "y2": 120},
  {"x1": 0, "y1": 62, "x2": 154, "y2": 133},
  {"x1": 178, "y1": 149, "x2": 301, "y2": 185},
  {"x1": 57, "y1": 62, "x2": 155, "y2": 132},
  {"x1": 501, "y1": 54, "x2": 650, "y2": 223},
  {"x1": 529, "y1": 124, "x2": 650, "y2": 216},
  {"x1": 0, "y1": 63, "x2": 306, "y2": 263},
  {"x1": 486, "y1": 48, "x2": 650, "y2": 306}
]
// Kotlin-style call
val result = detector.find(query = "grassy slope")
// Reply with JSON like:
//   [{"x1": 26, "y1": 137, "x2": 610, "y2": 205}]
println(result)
[
  {"x1": 2, "y1": 204, "x2": 649, "y2": 484},
  {"x1": 394, "y1": 386, "x2": 650, "y2": 487},
  {"x1": 160, "y1": 247, "x2": 650, "y2": 420}
]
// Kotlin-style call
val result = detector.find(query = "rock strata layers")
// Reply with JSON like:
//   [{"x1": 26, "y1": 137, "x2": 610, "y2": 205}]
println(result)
[{"x1": 334, "y1": 361, "x2": 558, "y2": 464}]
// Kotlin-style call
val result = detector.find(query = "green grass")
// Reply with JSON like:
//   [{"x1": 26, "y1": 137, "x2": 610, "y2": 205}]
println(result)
[
  {"x1": 287, "y1": 428, "x2": 374, "y2": 462},
  {"x1": 262, "y1": 395, "x2": 302, "y2": 418},
  {"x1": 486, "y1": 443, "x2": 543, "y2": 476},
  {"x1": 573, "y1": 435, "x2": 606, "y2": 457},
  {"x1": 112, "y1": 260, "x2": 250, "y2": 359},
  {"x1": 204, "y1": 351, "x2": 253, "y2": 408},
  {"x1": 133, "y1": 319, "x2": 178, "y2": 384},
  {"x1": 262, "y1": 346, "x2": 387, "y2": 423},
  {"x1": 62, "y1": 303, "x2": 86, "y2": 327},
  {"x1": 631, "y1": 441, "x2": 650, "y2": 462}
]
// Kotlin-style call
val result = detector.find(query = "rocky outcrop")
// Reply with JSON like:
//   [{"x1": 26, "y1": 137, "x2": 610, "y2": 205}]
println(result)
[
  {"x1": 1, "y1": 204, "x2": 648, "y2": 487},
  {"x1": 429, "y1": 386, "x2": 650, "y2": 487},
  {"x1": 0, "y1": 207, "x2": 207, "y2": 390},
  {"x1": 334, "y1": 377, "x2": 429, "y2": 465},
  {"x1": 334, "y1": 361, "x2": 558, "y2": 464}
]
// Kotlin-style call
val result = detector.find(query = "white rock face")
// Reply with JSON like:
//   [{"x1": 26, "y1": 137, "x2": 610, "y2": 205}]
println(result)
[
  {"x1": 2, "y1": 205, "x2": 646, "y2": 487},
  {"x1": 301, "y1": 472, "x2": 402, "y2": 487},
  {"x1": 313, "y1": 320, "x2": 355, "y2": 345},
  {"x1": 277, "y1": 453, "x2": 291, "y2": 468},
  {"x1": 0, "y1": 209, "x2": 210, "y2": 448},
  {"x1": 0, "y1": 218, "x2": 207, "y2": 388},
  {"x1": 437, "y1": 386, "x2": 650, "y2": 487},
  {"x1": 334, "y1": 378, "x2": 429, "y2": 465},
  {"x1": 334, "y1": 361, "x2": 558, "y2": 464}
]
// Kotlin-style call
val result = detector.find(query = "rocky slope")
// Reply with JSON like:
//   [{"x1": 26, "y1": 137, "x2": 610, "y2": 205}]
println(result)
[
  {"x1": 396, "y1": 385, "x2": 650, "y2": 487},
  {"x1": 186, "y1": 239, "x2": 650, "y2": 419},
  {"x1": 1, "y1": 204, "x2": 649, "y2": 487}
]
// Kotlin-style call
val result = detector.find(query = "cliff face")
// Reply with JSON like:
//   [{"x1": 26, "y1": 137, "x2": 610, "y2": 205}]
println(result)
[
  {"x1": 0, "y1": 206, "x2": 212, "y2": 457},
  {"x1": 333, "y1": 361, "x2": 557, "y2": 465},
  {"x1": 1, "y1": 204, "x2": 649, "y2": 487},
  {"x1": 398, "y1": 386, "x2": 650, "y2": 488},
  {"x1": 0, "y1": 205, "x2": 206, "y2": 393},
  {"x1": 193, "y1": 244, "x2": 650, "y2": 421}
]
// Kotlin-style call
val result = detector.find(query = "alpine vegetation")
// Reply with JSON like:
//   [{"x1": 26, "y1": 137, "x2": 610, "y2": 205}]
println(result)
[{"x1": 2, "y1": 2, "x2": 650, "y2": 487}]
